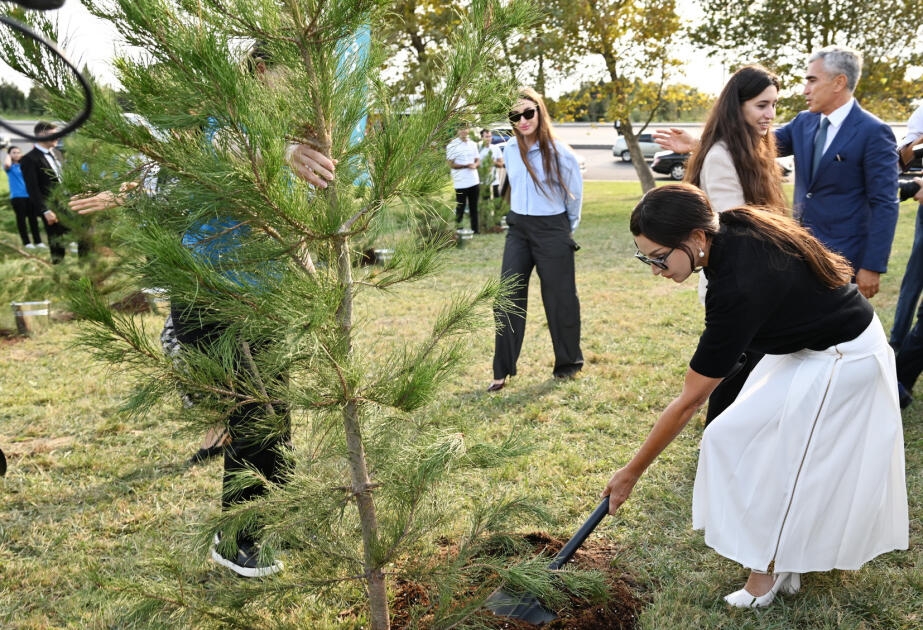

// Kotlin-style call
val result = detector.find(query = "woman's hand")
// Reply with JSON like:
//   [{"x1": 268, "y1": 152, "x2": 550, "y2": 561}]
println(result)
[
  {"x1": 653, "y1": 128, "x2": 697, "y2": 154},
  {"x1": 602, "y1": 466, "x2": 640, "y2": 515},
  {"x1": 287, "y1": 144, "x2": 336, "y2": 188},
  {"x1": 69, "y1": 182, "x2": 139, "y2": 215}
]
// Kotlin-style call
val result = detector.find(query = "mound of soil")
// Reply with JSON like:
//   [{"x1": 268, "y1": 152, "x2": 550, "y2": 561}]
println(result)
[{"x1": 392, "y1": 532, "x2": 644, "y2": 629}]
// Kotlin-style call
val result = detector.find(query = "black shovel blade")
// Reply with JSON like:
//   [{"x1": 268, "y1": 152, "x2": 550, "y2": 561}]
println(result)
[
  {"x1": 484, "y1": 497, "x2": 612, "y2": 624},
  {"x1": 485, "y1": 587, "x2": 556, "y2": 625}
]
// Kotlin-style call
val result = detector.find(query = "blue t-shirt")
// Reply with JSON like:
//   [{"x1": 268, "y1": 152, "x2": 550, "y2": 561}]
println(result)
[{"x1": 5, "y1": 163, "x2": 28, "y2": 199}]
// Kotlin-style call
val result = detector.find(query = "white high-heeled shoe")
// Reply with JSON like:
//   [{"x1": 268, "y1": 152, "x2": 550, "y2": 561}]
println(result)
[{"x1": 724, "y1": 572, "x2": 801, "y2": 608}]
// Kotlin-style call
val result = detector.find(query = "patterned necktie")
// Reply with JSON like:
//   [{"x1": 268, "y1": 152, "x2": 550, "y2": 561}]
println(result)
[
  {"x1": 811, "y1": 118, "x2": 830, "y2": 178},
  {"x1": 45, "y1": 150, "x2": 62, "y2": 180}
]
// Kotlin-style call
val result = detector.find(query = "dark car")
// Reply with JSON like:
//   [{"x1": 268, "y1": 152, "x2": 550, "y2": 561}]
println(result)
[
  {"x1": 652, "y1": 151, "x2": 793, "y2": 183},
  {"x1": 651, "y1": 150, "x2": 688, "y2": 181}
]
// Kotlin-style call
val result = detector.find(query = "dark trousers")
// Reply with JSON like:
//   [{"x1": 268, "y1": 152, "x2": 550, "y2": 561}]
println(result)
[
  {"x1": 890, "y1": 203, "x2": 923, "y2": 350},
  {"x1": 896, "y1": 298, "x2": 923, "y2": 390},
  {"x1": 493, "y1": 211, "x2": 583, "y2": 380},
  {"x1": 455, "y1": 184, "x2": 479, "y2": 233},
  {"x1": 171, "y1": 305, "x2": 291, "y2": 544},
  {"x1": 704, "y1": 350, "x2": 762, "y2": 426},
  {"x1": 41, "y1": 212, "x2": 91, "y2": 264},
  {"x1": 11, "y1": 197, "x2": 41, "y2": 246}
]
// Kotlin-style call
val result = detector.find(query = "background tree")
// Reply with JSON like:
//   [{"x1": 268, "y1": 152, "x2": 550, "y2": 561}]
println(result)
[
  {"x1": 0, "y1": 80, "x2": 27, "y2": 113},
  {"x1": 1, "y1": 0, "x2": 604, "y2": 628},
  {"x1": 554, "y1": 0, "x2": 682, "y2": 192},
  {"x1": 693, "y1": 0, "x2": 923, "y2": 120}
]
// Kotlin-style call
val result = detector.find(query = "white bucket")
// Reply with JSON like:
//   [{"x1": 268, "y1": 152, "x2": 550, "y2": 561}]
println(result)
[{"x1": 11, "y1": 300, "x2": 51, "y2": 336}]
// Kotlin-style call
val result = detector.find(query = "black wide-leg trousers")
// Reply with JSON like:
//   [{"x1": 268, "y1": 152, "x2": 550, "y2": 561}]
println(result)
[{"x1": 492, "y1": 211, "x2": 583, "y2": 380}]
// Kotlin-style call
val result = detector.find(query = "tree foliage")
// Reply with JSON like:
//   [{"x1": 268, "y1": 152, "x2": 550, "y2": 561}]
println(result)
[
  {"x1": 0, "y1": 79, "x2": 27, "y2": 113},
  {"x1": 693, "y1": 0, "x2": 923, "y2": 120},
  {"x1": 551, "y1": 0, "x2": 682, "y2": 191},
  {"x1": 551, "y1": 80, "x2": 711, "y2": 123}
]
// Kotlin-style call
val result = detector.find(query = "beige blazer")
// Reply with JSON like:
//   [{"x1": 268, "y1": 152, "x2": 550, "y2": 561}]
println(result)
[{"x1": 700, "y1": 141, "x2": 745, "y2": 212}]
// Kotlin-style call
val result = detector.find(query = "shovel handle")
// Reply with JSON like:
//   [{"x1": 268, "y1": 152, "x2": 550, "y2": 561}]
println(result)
[{"x1": 547, "y1": 497, "x2": 610, "y2": 570}]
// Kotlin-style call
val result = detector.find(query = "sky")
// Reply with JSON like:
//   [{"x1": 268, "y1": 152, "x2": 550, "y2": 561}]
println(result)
[{"x1": 0, "y1": 1, "x2": 728, "y2": 98}]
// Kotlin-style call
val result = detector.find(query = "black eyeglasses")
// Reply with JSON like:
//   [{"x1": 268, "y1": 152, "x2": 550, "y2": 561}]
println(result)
[
  {"x1": 508, "y1": 107, "x2": 538, "y2": 124},
  {"x1": 634, "y1": 248, "x2": 674, "y2": 270}
]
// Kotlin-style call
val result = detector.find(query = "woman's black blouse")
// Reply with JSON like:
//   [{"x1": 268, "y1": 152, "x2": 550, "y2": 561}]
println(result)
[{"x1": 690, "y1": 225, "x2": 874, "y2": 379}]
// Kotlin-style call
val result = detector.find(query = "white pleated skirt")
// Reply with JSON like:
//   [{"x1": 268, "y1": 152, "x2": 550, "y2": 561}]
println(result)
[{"x1": 692, "y1": 316, "x2": 908, "y2": 573}]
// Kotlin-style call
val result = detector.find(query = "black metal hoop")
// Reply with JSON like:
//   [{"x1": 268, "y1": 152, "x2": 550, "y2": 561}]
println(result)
[{"x1": 0, "y1": 13, "x2": 93, "y2": 142}]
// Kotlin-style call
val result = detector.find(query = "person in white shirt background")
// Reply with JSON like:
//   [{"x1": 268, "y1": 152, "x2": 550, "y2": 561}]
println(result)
[{"x1": 446, "y1": 123, "x2": 481, "y2": 233}]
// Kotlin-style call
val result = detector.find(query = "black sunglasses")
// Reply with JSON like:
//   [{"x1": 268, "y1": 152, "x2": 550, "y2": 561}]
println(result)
[
  {"x1": 508, "y1": 107, "x2": 539, "y2": 124},
  {"x1": 634, "y1": 247, "x2": 674, "y2": 270}
]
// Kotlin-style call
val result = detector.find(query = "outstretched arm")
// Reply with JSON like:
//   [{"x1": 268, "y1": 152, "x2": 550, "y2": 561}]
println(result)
[
  {"x1": 653, "y1": 128, "x2": 698, "y2": 154},
  {"x1": 603, "y1": 368, "x2": 721, "y2": 514},
  {"x1": 70, "y1": 181, "x2": 139, "y2": 215}
]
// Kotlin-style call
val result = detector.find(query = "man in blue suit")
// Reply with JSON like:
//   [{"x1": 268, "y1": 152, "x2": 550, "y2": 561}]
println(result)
[
  {"x1": 775, "y1": 46, "x2": 899, "y2": 299},
  {"x1": 655, "y1": 46, "x2": 899, "y2": 299}
]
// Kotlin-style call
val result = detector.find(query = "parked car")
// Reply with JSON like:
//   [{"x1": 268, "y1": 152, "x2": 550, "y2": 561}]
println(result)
[
  {"x1": 651, "y1": 150, "x2": 688, "y2": 180},
  {"x1": 652, "y1": 151, "x2": 793, "y2": 183},
  {"x1": 612, "y1": 133, "x2": 661, "y2": 162},
  {"x1": 486, "y1": 124, "x2": 513, "y2": 146}
]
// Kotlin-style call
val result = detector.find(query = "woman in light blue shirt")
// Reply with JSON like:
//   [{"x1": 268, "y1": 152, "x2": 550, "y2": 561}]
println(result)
[{"x1": 488, "y1": 87, "x2": 583, "y2": 392}]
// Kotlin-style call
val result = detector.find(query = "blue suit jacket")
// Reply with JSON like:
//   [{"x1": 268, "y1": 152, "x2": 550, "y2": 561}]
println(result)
[{"x1": 775, "y1": 102, "x2": 899, "y2": 273}]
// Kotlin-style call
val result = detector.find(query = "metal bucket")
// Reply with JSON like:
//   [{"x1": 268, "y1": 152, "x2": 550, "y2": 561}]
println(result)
[
  {"x1": 11, "y1": 300, "x2": 51, "y2": 336},
  {"x1": 142, "y1": 288, "x2": 170, "y2": 314},
  {"x1": 373, "y1": 248, "x2": 394, "y2": 265},
  {"x1": 456, "y1": 228, "x2": 475, "y2": 248}
]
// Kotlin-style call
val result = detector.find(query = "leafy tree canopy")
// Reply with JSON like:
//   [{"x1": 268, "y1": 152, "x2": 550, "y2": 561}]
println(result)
[{"x1": 693, "y1": 0, "x2": 923, "y2": 120}]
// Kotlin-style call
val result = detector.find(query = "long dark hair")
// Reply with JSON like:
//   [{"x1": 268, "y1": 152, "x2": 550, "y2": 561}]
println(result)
[
  {"x1": 512, "y1": 86, "x2": 571, "y2": 200},
  {"x1": 685, "y1": 65, "x2": 786, "y2": 211},
  {"x1": 630, "y1": 184, "x2": 853, "y2": 289}
]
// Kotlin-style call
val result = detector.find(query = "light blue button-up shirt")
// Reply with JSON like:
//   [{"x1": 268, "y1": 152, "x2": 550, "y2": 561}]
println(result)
[{"x1": 503, "y1": 137, "x2": 582, "y2": 231}]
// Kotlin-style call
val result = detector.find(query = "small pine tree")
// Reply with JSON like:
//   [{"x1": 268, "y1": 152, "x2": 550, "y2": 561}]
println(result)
[{"x1": 1, "y1": 1, "x2": 607, "y2": 628}]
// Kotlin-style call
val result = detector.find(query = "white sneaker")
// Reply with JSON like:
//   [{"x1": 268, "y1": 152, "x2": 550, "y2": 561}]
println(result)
[
  {"x1": 24, "y1": 243, "x2": 35, "y2": 249},
  {"x1": 36, "y1": 243, "x2": 48, "y2": 249}
]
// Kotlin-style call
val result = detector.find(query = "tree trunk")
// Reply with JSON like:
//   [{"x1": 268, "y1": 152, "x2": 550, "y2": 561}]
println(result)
[
  {"x1": 619, "y1": 120, "x2": 656, "y2": 192},
  {"x1": 335, "y1": 236, "x2": 390, "y2": 630}
]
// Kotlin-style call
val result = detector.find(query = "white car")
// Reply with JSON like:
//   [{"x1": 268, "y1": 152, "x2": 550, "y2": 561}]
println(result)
[{"x1": 612, "y1": 133, "x2": 661, "y2": 162}]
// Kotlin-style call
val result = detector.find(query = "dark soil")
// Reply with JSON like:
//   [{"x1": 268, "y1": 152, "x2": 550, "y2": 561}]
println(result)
[
  {"x1": 392, "y1": 532, "x2": 644, "y2": 629},
  {"x1": 0, "y1": 328, "x2": 25, "y2": 344},
  {"x1": 110, "y1": 290, "x2": 152, "y2": 314}
]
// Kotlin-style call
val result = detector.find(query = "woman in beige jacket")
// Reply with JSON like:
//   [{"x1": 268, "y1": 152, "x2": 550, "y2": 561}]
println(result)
[{"x1": 654, "y1": 65, "x2": 788, "y2": 425}]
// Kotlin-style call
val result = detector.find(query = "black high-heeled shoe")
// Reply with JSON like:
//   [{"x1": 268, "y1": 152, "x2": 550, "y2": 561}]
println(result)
[{"x1": 486, "y1": 380, "x2": 505, "y2": 392}]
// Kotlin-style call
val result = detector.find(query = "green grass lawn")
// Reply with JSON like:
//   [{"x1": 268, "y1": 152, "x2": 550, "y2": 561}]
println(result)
[{"x1": 0, "y1": 181, "x2": 920, "y2": 629}]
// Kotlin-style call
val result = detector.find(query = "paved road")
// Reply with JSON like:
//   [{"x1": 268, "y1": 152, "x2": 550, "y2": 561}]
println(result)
[
  {"x1": 2, "y1": 119, "x2": 909, "y2": 184},
  {"x1": 578, "y1": 147, "x2": 672, "y2": 182},
  {"x1": 0, "y1": 119, "x2": 33, "y2": 148}
]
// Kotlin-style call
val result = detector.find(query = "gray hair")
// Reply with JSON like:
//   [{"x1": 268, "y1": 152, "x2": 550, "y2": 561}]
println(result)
[{"x1": 809, "y1": 46, "x2": 862, "y2": 92}]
